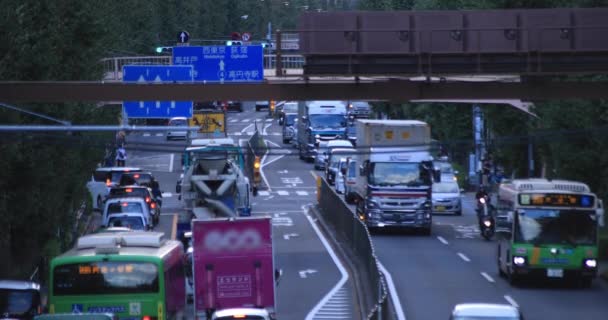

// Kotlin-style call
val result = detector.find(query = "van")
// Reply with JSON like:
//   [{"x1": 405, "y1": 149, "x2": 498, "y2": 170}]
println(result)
[{"x1": 87, "y1": 167, "x2": 142, "y2": 210}]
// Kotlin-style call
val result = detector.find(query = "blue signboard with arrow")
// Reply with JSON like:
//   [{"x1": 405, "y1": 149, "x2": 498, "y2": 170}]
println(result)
[
  {"x1": 173, "y1": 45, "x2": 264, "y2": 83},
  {"x1": 122, "y1": 65, "x2": 193, "y2": 118}
]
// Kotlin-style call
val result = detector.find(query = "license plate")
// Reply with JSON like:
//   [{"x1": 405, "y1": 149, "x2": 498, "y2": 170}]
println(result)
[
  {"x1": 436, "y1": 206, "x2": 445, "y2": 211},
  {"x1": 547, "y1": 268, "x2": 563, "y2": 278}
]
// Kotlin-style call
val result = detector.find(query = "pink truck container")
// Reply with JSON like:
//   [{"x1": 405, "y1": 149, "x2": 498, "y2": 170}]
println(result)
[{"x1": 192, "y1": 216, "x2": 276, "y2": 319}]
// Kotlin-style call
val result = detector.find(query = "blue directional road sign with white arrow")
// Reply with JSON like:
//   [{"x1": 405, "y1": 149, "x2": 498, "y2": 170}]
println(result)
[
  {"x1": 122, "y1": 65, "x2": 193, "y2": 118},
  {"x1": 173, "y1": 45, "x2": 263, "y2": 83}
]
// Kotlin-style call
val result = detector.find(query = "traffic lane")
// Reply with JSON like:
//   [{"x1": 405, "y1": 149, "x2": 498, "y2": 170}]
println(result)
[
  {"x1": 262, "y1": 143, "x2": 318, "y2": 190},
  {"x1": 372, "y1": 231, "x2": 510, "y2": 320},
  {"x1": 431, "y1": 197, "x2": 608, "y2": 320},
  {"x1": 254, "y1": 202, "x2": 342, "y2": 320}
]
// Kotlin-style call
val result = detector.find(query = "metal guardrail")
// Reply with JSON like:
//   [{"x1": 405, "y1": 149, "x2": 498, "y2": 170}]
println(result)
[
  {"x1": 101, "y1": 54, "x2": 305, "y2": 81},
  {"x1": 317, "y1": 177, "x2": 393, "y2": 320}
]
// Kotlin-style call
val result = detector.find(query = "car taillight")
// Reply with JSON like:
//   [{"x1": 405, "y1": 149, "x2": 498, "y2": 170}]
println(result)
[
  {"x1": 151, "y1": 203, "x2": 156, "y2": 209},
  {"x1": 106, "y1": 179, "x2": 111, "y2": 186},
  {"x1": 134, "y1": 174, "x2": 140, "y2": 179},
  {"x1": 126, "y1": 188, "x2": 133, "y2": 192},
  {"x1": 233, "y1": 315, "x2": 246, "y2": 319},
  {"x1": 142, "y1": 316, "x2": 157, "y2": 320},
  {"x1": 122, "y1": 202, "x2": 129, "y2": 206},
  {"x1": 145, "y1": 197, "x2": 151, "y2": 203}
]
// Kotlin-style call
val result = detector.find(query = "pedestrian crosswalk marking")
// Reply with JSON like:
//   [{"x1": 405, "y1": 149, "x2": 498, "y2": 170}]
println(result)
[
  {"x1": 277, "y1": 190, "x2": 289, "y2": 196},
  {"x1": 258, "y1": 191, "x2": 270, "y2": 196},
  {"x1": 242, "y1": 119, "x2": 251, "y2": 122},
  {"x1": 265, "y1": 119, "x2": 273, "y2": 122},
  {"x1": 296, "y1": 191, "x2": 309, "y2": 196}
]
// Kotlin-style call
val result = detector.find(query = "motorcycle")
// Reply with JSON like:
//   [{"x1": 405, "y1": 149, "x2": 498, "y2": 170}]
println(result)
[{"x1": 477, "y1": 196, "x2": 495, "y2": 240}]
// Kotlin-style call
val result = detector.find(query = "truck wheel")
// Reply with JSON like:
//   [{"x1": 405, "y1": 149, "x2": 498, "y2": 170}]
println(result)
[
  {"x1": 256, "y1": 106, "x2": 260, "y2": 111},
  {"x1": 283, "y1": 139, "x2": 289, "y2": 144}
]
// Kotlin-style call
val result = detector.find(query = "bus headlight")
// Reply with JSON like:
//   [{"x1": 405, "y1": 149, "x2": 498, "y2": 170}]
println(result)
[
  {"x1": 584, "y1": 259, "x2": 597, "y2": 269},
  {"x1": 513, "y1": 256, "x2": 526, "y2": 266}
]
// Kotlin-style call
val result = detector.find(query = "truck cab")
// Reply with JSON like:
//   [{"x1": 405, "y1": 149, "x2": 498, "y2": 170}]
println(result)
[{"x1": 297, "y1": 101, "x2": 347, "y2": 161}]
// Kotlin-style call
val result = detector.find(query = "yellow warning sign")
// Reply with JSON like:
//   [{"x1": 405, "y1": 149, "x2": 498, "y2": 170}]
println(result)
[{"x1": 190, "y1": 112, "x2": 225, "y2": 133}]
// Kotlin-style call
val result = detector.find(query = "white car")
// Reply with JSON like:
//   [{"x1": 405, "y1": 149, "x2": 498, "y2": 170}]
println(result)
[
  {"x1": 450, "y1": 303, "x2": 523, "y2": 320},
  {"x1": 432, "y1": 181, "x2": 463, "y2": 215},
  {"x1": 105, "y1": 212, "x2": 148, "y2": 231},
  {"x1": 212, "y1": 308, "x2": 272, "y2": 320},
  {"x1": 102, "y1": 197, "x2": 152, "y2": 229},
  {"x1": 166, "y1": 117, "x2": 188, "y2": 140},
  {"x1": 86, "y1": 167, "x2": 142, "y2": 210}
]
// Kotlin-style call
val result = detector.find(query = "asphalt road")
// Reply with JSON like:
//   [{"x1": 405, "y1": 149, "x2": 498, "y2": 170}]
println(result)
[
  {"x1": 125, "y1": 102, "x2": 352, "y2": 320},
  {"x1": 315, "y1": 167, "x2": 608, "y2": 319}
]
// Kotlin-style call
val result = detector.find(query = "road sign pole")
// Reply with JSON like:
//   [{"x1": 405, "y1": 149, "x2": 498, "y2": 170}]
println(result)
[{"x1": 276, "y1": 30, "x2": 283, "y2": 76}]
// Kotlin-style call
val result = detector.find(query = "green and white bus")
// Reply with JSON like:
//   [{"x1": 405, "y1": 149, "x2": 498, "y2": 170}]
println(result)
[
  {"x1": 496, "y1": 179, "x2": 604, "y2": 287},
  {"x1": 49, "y1": 232, "x2": 186, "y2": 320}
]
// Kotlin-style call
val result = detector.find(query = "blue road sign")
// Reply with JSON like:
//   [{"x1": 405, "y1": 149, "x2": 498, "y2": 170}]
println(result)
[
  {"x1": 122, "y1": 65, "x2": 193, "y2": 118},
  {"x1": 173, "y1": 45, "x2": 263, "y2": 83}
]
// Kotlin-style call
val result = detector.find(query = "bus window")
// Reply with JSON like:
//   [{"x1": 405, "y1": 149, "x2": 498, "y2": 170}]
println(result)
[{"x1": 53, "y1": 262, "x2": 159, "y2": 295}]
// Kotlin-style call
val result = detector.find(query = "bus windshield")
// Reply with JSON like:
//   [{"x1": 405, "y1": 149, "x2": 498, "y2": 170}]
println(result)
[
  {"x1": 53, "y1": 261, "x2": 159, "y2": 295},
  {"x1": 369, "y1": 162, "x2": 426, "y2": 187},
  {"x1": 515, "y1": 209, "x2": 597, "y2": 246}
]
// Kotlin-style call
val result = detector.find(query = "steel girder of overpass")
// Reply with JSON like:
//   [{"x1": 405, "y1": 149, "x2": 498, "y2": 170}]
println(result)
[{"x1": 1, "y1": 79, "x2": 608, "y2": 102}]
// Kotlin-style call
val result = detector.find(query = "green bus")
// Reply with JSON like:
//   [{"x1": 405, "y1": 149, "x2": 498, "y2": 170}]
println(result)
[
  {"x1": 496, "y1": 179, "x2": 604, "y2": 287},
  {"x1": 49, "y1": 231, "x2": 186, "y2": 320}
]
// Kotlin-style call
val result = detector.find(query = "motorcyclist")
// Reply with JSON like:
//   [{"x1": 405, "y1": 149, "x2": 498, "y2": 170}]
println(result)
[
  {"x1": 151, "y1": 178, "x2": 162, "y2": 207},
  {"x1": 475, "y1": 186, "x2": 492, "y2": 230}
]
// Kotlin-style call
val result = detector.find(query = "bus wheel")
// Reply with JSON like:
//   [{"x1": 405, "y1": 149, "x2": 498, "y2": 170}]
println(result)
[
  {"x1": 497, "y1": 250, "x2": 506, "y2": 278},
  {"x1": 508, "y1": 268, "x2": 519, "y2": 286}
]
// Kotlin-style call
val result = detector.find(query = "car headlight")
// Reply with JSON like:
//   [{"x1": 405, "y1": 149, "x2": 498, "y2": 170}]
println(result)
[
  {"x1": 513, "y1": 256, "x2": 527, "y2": 266},
  {"x1": 584, "y1": 258, "x2": 597, "y2": 268}
]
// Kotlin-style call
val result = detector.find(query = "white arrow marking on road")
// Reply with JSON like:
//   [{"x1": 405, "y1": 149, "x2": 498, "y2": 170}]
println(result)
[
  {"x1": 283, "y1": 233, "x2": 299, "y2": 240},
  {"x1": 278, "y1": 170, "x2": 289, "y2": 174},
  {"x1": 299, "y1": 269, "x2": 318, "y2": 279}
]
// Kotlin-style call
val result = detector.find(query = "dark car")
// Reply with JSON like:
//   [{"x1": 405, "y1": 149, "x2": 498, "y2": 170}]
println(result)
[
  {"x1": 119, "y1": 171, "x2": 155, "y2": 188},
  {"x1": 255, "y1": 100, "x2": 270, "y2": 111},
  {"x1": 194, "y1": 101, "x2": 220, "y2": 111},
  {"x1": 221, "y1": 101, "x2": 243, "y2": 112},
  {"x1": 347, "y1": 101, "x2": 372, "y2": 118}
]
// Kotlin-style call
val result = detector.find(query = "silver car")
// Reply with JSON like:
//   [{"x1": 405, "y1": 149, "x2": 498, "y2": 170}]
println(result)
[
  {"x1": 432, "y1": 181, "x2": 462, "y2": 215},
  {"x1": 314, "y1": 141, "x2": 329, "y2": 170},
  {"x1": 166, "y1": 117, "x2": 188, "y2": 140}
]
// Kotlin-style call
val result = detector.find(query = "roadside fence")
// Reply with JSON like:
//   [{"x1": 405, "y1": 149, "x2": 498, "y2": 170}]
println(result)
[{"x1": 316, "y1": 177, "x2": 395, "y2": 320}]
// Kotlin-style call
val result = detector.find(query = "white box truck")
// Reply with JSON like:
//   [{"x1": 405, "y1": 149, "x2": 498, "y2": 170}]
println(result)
[{"x1": 354, "y1": 120, "x2": 440, "y2": 235}]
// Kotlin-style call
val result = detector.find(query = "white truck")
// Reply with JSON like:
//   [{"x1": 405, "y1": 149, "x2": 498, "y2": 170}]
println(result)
[{"x1": 354, "y1": 120, "x2": 440, "y2": 235}]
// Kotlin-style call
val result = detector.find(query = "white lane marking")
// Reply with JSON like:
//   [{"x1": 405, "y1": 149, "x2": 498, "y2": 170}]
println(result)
[
  {"x1": 283, "y1": 233, "x2": 299, "y2": 240},
  {"x1": 229, "y1": 119, "x2": 238, "y2": 123},
  {"x1": 267, "y1": 196, "x2": 274, "y2": 200},
  {"x1": 272, "y1": 132, "x2": 281, "y2": 136},
  {"x1": 481, "y1": 272, "x2": 495, "y2": 283},
  {"x1": 242, "y1": 119, "x2": 251, "y2": 123},
  {"x1": 260, "y1": 140, "x2": 290, "y2": 192},
  {"x1": 262, "y1": 123, "x2": 271, "y2": 135},
  {"x1": 232, "y1": 132, "x2": 243, "y2": 136},
  {"x1": 504, "y1": 295, "x2": 519, "y2": 308},
  {"x1": 169, "y1": 153, "x2": 174, "y2": 173},
  {"x1": 272, "y1": 217, "x2": 293, "y2": 227},
  {"x1": 265, "y1": 118, "x2": 273, "y2": 122},
  {"x1": 296, "y1": 191, "x2": 309, "y2": 196},
  {"x1": 379, "y1": 262, "x2": 407, "y2": 320},
  {"x1": 258, "y1": 191, "x2": 270, "y2": 196},
  {"x1": 155, "y1": 133, "x2": 163, "y2": 137},
  {"x1": 457, "y1": 252, "x2": 471, "y2": 262},
  {"x1": 281, "y1": 177, "x2": 303, "y2": 184},
  {"x1": 241, "y1": 123, "x2": 254, "y2": 133},
  {"x1": 277, "y1": 190, "x2": 289, "y2": 196},
  {"x1": 437, "y1": 236, "x2": 449, "y2": 245},
  {"x1": 304, "y1": 205, "x2": 349, "y2": 320},
  {"x1": 161, "y1": 192, "x2": 172, "y2": 198},
  {"x1": 246, "y1": 131, "x2": 253, "y2": 135},
  {"x1": 299, "y1": 269, "x2": 318, "y2": 278},
  {"x1": 143, "y1": 133, "x2": 151, "y2": 137}
]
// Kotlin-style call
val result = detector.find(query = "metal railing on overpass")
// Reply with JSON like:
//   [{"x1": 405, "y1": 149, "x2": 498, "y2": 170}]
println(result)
[{"x1": 101, "y1": 54, "x2": 305, "y2": 81}]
